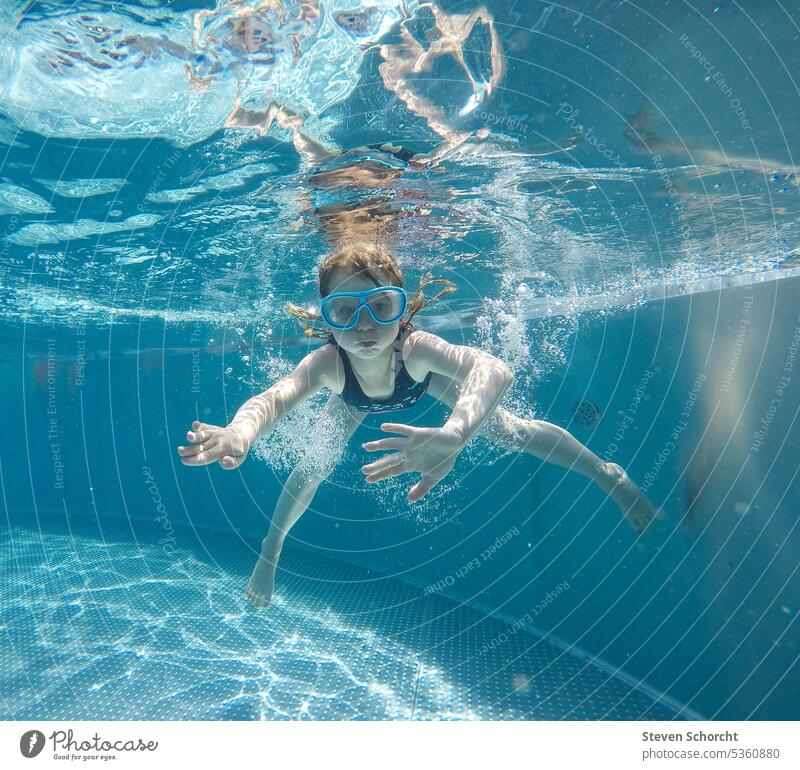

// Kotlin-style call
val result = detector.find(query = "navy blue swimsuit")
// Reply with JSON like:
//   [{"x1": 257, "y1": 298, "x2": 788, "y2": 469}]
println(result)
[{"x1": 328, "y1": 329, "x2": 432, "y2": 413}]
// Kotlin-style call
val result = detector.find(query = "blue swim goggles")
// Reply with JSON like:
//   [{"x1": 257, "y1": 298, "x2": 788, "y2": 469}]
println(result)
[{"x1": 320, "y1": 286, "x2": 408, "y2": 330}]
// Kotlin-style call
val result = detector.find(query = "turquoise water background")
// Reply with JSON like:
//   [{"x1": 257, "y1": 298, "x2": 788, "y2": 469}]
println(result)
[{"x1": 1, "y1": 0, "x2": 799, "y2": 720}]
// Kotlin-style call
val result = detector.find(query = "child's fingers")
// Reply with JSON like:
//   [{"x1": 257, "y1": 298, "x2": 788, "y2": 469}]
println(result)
[
  {"x1": 362, "y1": 437, "x2": 405, "y2": 452},
  {"x1": 365, "y1": 466, "x2": 405, "y2": 483},
  {"x1": 177, "y1": 443, "x2": 206, "y2": 457},
  {"x1": 361, "y1": 451, "x2": 405, "y2": 475},
  {"x1": 186, "y1": 430, "x2": 220, "y2": 448},
  {"x1": 187, "y1": 423, "x2": 223, "y2": 441},
  {"x1": 219, "y1": 454, "x2": 245, "y2": 470},
  {"x1": 363, "y1": 451, "x2": 407, "y2": 481},
  {"x1": 379, "y1": 422, "x2": 415, "y2": 436},
  {"x1": 408, "y1": 476, "x2": 437, "y2": 502},
  {"x1": 180, "y1": 450, "x2": 217, "y2": 466}
]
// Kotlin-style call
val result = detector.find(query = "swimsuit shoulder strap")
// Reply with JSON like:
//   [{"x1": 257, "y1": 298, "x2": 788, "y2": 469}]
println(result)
[
  {"x1": 395, "y1": 326, "x2": 421, "y2": 379},
  {"x1": 392, "y1": 329, "x2": 405, "y2": 375},
  {"x1": 397, "y1": 325, "x2": 416, "y2": 358},
  {"x1": 328, "y1": 332, "x2": 356, "y2": 382}
]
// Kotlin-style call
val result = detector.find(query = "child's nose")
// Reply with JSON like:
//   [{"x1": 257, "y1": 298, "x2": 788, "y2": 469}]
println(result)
[{"x1": 355, "y1": 306, "x2": 374, "y2": 331}]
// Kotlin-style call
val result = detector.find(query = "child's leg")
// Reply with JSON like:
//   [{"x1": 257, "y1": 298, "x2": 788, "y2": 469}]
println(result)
[
  {"x1": 246, "y1": 467, "x2": 326, "y2": 608},
  {"x1": 428, "y1": 375, "x2": 656, "y2": 532},
  {"x1": 246, "y1": 396, "x2": 363, "y2": 608},
  {"x1": 490, "y1": 410, "x2": 657, "y2": 532}
]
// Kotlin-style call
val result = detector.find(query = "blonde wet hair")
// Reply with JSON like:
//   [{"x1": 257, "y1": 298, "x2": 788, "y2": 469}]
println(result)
[{"x1": 285, "y1": 241, "x2": 456, "y2": 339}]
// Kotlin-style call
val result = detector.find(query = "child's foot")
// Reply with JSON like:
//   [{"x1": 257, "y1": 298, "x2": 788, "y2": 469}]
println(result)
[
  {"x1": 246, "y1": 550, "x2": 279, "y2": 608},
  {"x1": 602, "y1": 462, "x2": 658, "y2": 533}
]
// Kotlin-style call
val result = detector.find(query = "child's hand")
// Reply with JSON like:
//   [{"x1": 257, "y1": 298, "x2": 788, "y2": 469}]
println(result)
[
  {"x1": 177, "y1": 421, "x2": 249, "y2": 470},
  {"x1": 361, "y1": 423, "x2": 464, "y2": 502}
]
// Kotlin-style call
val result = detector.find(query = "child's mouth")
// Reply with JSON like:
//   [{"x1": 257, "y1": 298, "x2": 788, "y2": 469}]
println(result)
[{"x1": 359, "y1": 340, "x2": 377, "y2": 348}]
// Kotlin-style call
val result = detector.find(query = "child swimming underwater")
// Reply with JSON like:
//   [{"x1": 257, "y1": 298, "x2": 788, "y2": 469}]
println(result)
[{"x1": 177, "y1": 242, "x2": 657, "y2": 608}]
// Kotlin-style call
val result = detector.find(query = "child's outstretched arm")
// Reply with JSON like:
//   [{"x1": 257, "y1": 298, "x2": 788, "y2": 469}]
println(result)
[
  {"x1": 411, "y1": 331, "x2": 515, "y2": 445},
  {"x1": 177, "y1": 345, "x2": 333, "y2": 469},
  {"x1": 362, "y1": 330, "x2": 514, "y2": 500}
]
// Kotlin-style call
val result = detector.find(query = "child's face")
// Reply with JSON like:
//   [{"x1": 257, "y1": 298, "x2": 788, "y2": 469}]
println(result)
[{"x1": 325, "y1": 267, "x2": 401, "y2": 360}]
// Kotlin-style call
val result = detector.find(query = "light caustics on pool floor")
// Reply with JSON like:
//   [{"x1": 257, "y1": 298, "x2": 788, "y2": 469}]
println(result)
[{"x1": 1, "y1": 522, "x2": 690, "y2": 721}]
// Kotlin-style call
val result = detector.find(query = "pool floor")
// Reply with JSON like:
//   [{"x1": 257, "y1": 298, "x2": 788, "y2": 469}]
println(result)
[{"x1": 1, "y1": 518, "x2": 689, "y2": 720}]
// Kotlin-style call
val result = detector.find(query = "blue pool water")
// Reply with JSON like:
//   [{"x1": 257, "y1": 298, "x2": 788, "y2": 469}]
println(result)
[{"x1": 1, "y1": 0, "x2": 799, "y2": 721}]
